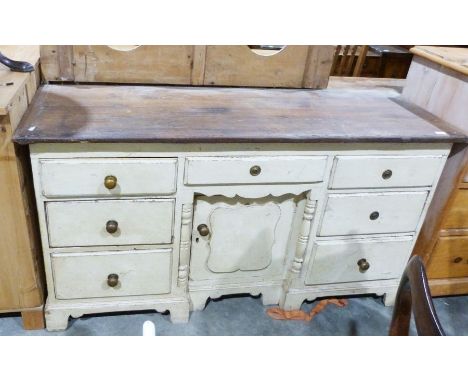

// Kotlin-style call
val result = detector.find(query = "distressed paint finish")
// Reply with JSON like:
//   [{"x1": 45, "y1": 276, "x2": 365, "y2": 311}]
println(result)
[
  {"x1": 52, "y1": 249, "x2": 172, "y2": 299},
  {"x1": 330, "y1": 155, "x2": 445, "y2": 189},
  {"x1": 40, "y1": 158, "x2": 178, "y2": 197},
  {"x1": 189, "y1": 196, "x2": 299, "y2": 279},
  {"x1": 318, "y1": 192, "x2": 429, "y2": 236},
  {"x1": 184, "y1": 156, "x2": 327, "y2": 185},
  {"x1": 305, "y1": 237, "x2": 414, "y2": 285},
  {"x1": 291, "y1": 192, "x2": 317, "y2": 275},
  {"x1": 25, "y1": 142, "x2": 453, "y2": 330},
  {"x1": 177, "y1": 204, "x2": 193, "y2": 288},
  {"x1": 14, "y1": 83, "x2": 464, "y2": 330},
  {"x1": 46, "y1": 199, "x2": 175, "y2": 247}
]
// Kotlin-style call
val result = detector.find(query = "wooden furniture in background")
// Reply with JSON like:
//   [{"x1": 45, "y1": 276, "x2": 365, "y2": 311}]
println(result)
[
  {"x1": 0, "y1": 45, "x2": 44, "y2": 329},
  {"x1": 14, "y1": 82, "x2": 465, "y2": 330},
  {"x1": 331, "y1": 45, "x2": 413, "y2": 79},
  {"x1": 407, "y1": 46, "x2": 468, "y2": 297},
  {"x1": 389, "y1": 256, "x2": 445, "y2": 336},
  {"x1": 369, "y1": 45, "x2": 413, "y2": 78},
  {"x1": 330, "y1": 45, "x2": 369, "y2": 77},
  {"x1": 40, "y1": 45, "x2": 335, "y2": 89}
]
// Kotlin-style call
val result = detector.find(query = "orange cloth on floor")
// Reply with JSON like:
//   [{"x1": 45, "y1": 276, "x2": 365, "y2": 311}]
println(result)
[{"x1": 267, "y1": 298, "x2": 348, "y2": 321}]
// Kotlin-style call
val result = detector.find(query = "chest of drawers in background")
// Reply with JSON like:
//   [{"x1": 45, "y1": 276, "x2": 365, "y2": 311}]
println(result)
[
  {"x1": 0, "y1": 46, "x2": 45, "y2": 329},
  {"x1": 14, "y1": 84, "x2": 465, "y2": 330},
  {"x1": 405, "y1": 46, "x2": 468, "y2": 296}
]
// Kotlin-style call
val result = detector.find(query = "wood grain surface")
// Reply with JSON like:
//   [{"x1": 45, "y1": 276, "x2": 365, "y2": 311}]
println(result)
[
  {"x1": 410, "y1": 46, "x2": 468, "y2": 76},
  {"x1": 0, "y1": 44, "x2": 44, "y2": 325},
  {"x1": 13, "y1": 85, "x2": 467, "y2": 145}
]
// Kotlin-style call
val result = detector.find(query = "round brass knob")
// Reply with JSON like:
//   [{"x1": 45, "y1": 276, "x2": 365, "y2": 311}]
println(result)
[
  {"x1": 104, "y1": 175, "x2": 117, "y2": 190},
  {"x1": 369, "y1": 211, "x2": 380, "y2": 220},
  {"x1": 106, "y1": 220, "x2": 118, "y2": 234},
  {"x1": 382, "y1": 169, "x2": 392, "y2": 180},
  {"x1": 250, "y1": 165, "x2": 261, "y2": 176},
  {"x1": 107, "y1": 273, "x2": 119, "y2": 287},
  {"x1": 197, "y1": 224, "x2": 210, "y2": 236},
  {"x1": 357, "y1": 258, "x2": 370, "y2": 272}
]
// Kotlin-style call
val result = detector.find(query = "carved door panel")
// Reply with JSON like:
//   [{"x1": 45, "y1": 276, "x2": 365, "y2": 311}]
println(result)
[{"x1": 189, "y1": 194, "x2": 306, "y2": 282}]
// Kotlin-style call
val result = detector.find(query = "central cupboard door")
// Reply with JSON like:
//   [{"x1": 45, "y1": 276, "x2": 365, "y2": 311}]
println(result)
[{"x1": 189, "y1": 194, "x2": 306, "y2": 282}]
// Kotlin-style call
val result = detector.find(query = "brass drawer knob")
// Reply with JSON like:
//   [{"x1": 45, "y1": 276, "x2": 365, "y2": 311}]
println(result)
[
  {"x1": 369, "y1": 211, "x2": 379, "y2": 220},
  {"x1": 250, "y1": 165, "x2": 261, "y2": 176},
  {"x1": 382, "y1": 169, "x2": 392, "y2": 179},
  {"x1": 197, "y1": 224, "x2": 210, "y2": 236},
  {"x1": 106, "y1": 220, "x2": 119, "y2": 234},
  {"x1": 107, "y1": 273, "x2": 119, "y2": 287},
  {"x1": 104, "y1": 175, "x2": 117, "y2": 189},
  {"x1": 357, "y1": 258, "x2": 370, "y2": 272}
]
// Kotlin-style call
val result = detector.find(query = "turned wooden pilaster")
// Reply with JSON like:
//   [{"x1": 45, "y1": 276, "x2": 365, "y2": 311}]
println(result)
[{"x1": 178, "y1": 204, "x2": 193, "y2": 288}]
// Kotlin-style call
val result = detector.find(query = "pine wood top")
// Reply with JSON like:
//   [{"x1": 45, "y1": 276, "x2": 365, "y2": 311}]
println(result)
[
  {"x1": 410, "y1": 46, "x2": 468, "y2": 76},
  {"x1": 13, "y1": 84, "x2": 467, "y2": 145},
  {"x1": 0, "y1": 45, "x2": 40, "y2": 115}
]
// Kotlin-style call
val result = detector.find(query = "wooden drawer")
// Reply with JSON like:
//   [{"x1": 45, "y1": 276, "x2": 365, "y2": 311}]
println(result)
[
  {"x1": 40, "y1": 158, "x2": 177, "y2": 197},
  {"x1": 318, "y1": 191, "x2": 428, "y2": 236},
  {"x1": 427, "y1": 236, "x2": 468, "y2": 279},
  {"x1": 46, "y1": 199, "x2": 174, "y2": 247},
  {"x1": 184, "y1": 156, "x2": 327, "y2": 185},
  {"x1": 52, "y1": 249, "x2": 171, "y2": 299},
  {"x1": 305, "y1": 237, "x2": 413, "y2": 285},
  {"x1": 330, "y1": 155, "x2": 443, "y2": 189},
  {"x1": 442, "y1": 189, "x2": 468, "y2": 229}
]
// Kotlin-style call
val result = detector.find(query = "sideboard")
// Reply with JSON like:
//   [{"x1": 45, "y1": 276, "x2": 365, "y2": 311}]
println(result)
[{"x1": 13, "y1": 84, "x2": 466, "y2": 330}]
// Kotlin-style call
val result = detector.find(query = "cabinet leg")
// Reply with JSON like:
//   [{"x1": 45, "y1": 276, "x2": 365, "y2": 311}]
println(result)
[
  {"x1": 261, "y1": 289, "x2": 281, "y2": 306},
  {"x1": 189, "y1": 293, "x2": 209, "y2": 311},
  {"x1": 45, "y1": 310, "x2": 70, "y2": 331},
  {"x1": 21, "y1": 309, "x2": 45, "y2": 330},
  {"x1": 383, "y1": 290, "x2": 397, "y2": 307},
  {"x1": 170, "y1": 304, "x2": 190, "y2": 324},
  {"x1": 280, "y1": 293, "x2": 307, "y2": 310}
]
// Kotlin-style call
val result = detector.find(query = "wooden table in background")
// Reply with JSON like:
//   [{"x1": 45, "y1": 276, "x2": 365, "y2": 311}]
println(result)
[{"x1": 0, "y1": 45, "x2": 45, "y2": 329}]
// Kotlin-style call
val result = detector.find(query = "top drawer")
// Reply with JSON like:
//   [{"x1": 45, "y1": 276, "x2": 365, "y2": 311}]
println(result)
[
  {"x1": 40, "y1": 158, "x2": 177, "y2": 197},
  {"x1": 184, "y1": 156, "x2": 327, "y2": 185},
  {"x1": 330, "y1": 155, "x2": 443, "y2": 189}
]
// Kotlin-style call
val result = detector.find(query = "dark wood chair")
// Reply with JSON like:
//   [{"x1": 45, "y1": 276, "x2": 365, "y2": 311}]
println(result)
[{"x1": 389, "y1": 256, "x2": 445, "y2": 336}]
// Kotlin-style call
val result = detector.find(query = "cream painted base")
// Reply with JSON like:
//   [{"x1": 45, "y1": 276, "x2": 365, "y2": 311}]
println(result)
[
  {"x1": 280, "y1": 280, "x2": 399, "y2": 310},
  {"x1": 189, "y1": 282, "x2": 283, "y2": 311},
  {"x1": 29, "y1": 143, "x2": 450, "y2": 330},
  {"x1": 45, "y1": 297, "x2": 190, "y2": 331}
]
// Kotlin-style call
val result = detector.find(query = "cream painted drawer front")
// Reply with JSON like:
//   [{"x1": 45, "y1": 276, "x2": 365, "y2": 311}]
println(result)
[
  {"x1": 52, "y1": 249, "x2": 171, "y2": 299},
  {"x1": 40, "y1": 158, "x2": 177, "y2": 197},
  {"x1": 46, "y1": 199, "x2": 174, "y2": 247},
  {"x1": 305, "y1": 237, "x2": 413, "y2": 285},
  {"x1": 185, "y1": 156, "x2": 327, "y2": 185},
  {"x1": 330, "y1": 155, "x2": 443, "y2": 189},
  {"x1": 318, "y1": 191, "x2": 428, "y2": 236}
]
